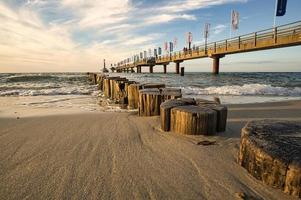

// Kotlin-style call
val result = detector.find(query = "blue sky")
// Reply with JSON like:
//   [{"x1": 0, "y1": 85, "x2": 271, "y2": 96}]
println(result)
[{"x1": 0, "y1": 0, "x2": 300, "y2": 72}]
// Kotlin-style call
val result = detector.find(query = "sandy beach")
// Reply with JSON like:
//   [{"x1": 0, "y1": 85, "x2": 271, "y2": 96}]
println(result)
[{"x1": 1, "y1": 100, "x2": 301, "y2": 200}]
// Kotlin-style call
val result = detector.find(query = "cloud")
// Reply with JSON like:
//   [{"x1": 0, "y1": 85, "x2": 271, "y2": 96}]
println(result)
[
  {"x1": 0, "y1": 0, "x2": 249, "y2": 72},
  {"x1": 159, "y1": 0, "x2": 248, "y2": 13},
  {"x1": 144, "y1": 14, "x2": 196, "y2": 25},
  {"x1": 213, "y1": 24, "x2": 227, "y2": 34}
]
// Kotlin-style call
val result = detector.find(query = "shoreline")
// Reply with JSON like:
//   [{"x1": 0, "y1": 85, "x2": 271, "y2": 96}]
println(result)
[{"x1": 0, "y1": 99, "x2": 300, "y2": 199}]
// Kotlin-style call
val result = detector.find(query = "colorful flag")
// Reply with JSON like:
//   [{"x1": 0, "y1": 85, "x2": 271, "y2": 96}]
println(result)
[
  {"x1": 276, "y1": 0, "x2": 287, "y2": 16},
  {"x1": 164, "y1": 42, "x2": 168, "y2": 51},
  {"x1": 231, "y1": 10, "x2": 239, "y2": 30}
]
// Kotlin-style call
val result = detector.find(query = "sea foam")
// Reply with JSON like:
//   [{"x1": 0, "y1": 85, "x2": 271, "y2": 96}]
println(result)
[{"x1": 182, "y1": 84, "x2": 301, "y2": 96}]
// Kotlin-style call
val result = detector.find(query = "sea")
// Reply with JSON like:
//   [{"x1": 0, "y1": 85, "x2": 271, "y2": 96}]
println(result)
[{"x1": 0, "y1": 72, "x2": 301, "y2": 112}]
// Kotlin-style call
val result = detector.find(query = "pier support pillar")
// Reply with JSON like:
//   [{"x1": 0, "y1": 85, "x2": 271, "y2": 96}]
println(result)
[
  {"x1": 175, "y1": 63, "x2": 180, "y2": 74},
  {"x1": 136, "y1": 66, "x2": 140, "y2": 73},
  {"x1": 180, "y1": 67, "x2": 185, "y2": 76},
  {"x1": 211, "y1": 55, "x2": 225, "y2": 75},
  {"x1": 174, "y1": 61, "x2": 183, "y2": 74},
  {"x1": 149, "y1": 65, "x2": 154, "y2": 73},
  {"x1": 163, "y1": 65, "x2": 167, "y2": 74}
]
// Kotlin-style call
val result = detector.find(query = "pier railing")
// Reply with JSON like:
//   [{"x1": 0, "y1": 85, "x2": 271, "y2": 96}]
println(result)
[{"x1": 118, "y1": 20, "x2": 301, "y2": 69}]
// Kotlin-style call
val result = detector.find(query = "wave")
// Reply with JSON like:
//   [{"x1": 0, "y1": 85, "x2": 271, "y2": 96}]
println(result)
[
  {"x1": 182, "y1": 84, "x2": 301, "y2": 96},
  {"x1": 5, "y1": 75, "x2": 57, "y2": 82},
  {"x1": 0, "y1": 86, "x2": 61, "y2": 90},
  {"x1": 0, "y1": 87, "x2": 97, "y2": 96},
  {"x1": 4, "y1": 74, "x2": 87, "y2": 83}
]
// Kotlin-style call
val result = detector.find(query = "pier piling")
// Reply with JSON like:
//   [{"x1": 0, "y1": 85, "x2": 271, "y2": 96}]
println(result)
[
  {"x1": 180, "y1": 67, "x2": 184, "y2": 76},
  {"x1": 211, "y1": 55, "x2": 225, "y2": 75},
  {"x1": 149, "y1": 65, "x2": 154, "y2": 73}
]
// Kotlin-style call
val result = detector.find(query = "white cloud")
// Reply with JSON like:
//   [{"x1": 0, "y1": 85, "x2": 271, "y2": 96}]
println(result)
[
  {"x1": 144, "y1": 14, "x2": 196, "y2": 25},
  {"x1": 159, "y1": 0, "x2": 247, "y2": 13},
  {"x1": 213, "y1": 24, "x2": 227, "y2": 34},
  {"x1": 0, "y1": 0, "x2": 249, "y2": 72}
]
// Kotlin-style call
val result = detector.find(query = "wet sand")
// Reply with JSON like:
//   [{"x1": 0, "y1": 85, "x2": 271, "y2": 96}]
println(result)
[{"x1": 1, "y1": 100, "x2": 301, "y2": 200}]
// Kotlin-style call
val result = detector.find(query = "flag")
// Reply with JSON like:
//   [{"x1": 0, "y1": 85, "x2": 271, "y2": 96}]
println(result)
[
  {"x1": 169, "y1": 42, "x2": 173, "y2": 52},
  {"x1": 276, "y1": 0, "x2": 287, "y2": 16},
  {"x1": 231, "y1": 10, "x2": 239, "y2": 30},
  {"x1": 158, "y1": 47, "x2": 162, "y2": 55},
  {"x1": 164, "y1": 42, "x2": 168, "y2": 51},
  {"x1": 204, "y1": 23, "x2": 210, "y2": 39},
  {"x1": 173, "y1": 37, "x2": 178, "y2": 48},
  {"x1": 148, "y1": 49, "x2": 152, "y2": 57},
  {"x1": 186, "y1": 32, "x2": 193, "y2": 44}
]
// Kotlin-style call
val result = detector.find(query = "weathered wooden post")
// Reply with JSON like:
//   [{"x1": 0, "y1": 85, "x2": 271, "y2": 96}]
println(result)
[
  {"x1": 113, "y1": 79, "x2": 129, "y2": 104},
  {"x1": 180, "y1": 67, "x2": 184, "y2": 76},
  {"x1": 103, "y1": 78, "x2": 111, "y2": 98},
  {"x1": 238, "y1": 120, "x2": 301, "y2": 198},
  {"x1": 138, "y1": 88, "x2": 163, "y2": 116},
  {"x1": 102, "y1": 77, "x2": 120, "y2": 98},
  {"x1": 142, "y1": 83, "x2": 165, "y2": 89},
  {"x1": 110, "y1": 77, "x2": 127, "y2": 100},
  {"x1": 128, "y1": 84, "x2": 143, "y2": 109},
  {"x1": 170, "y1": 105, "x2": 217, "y2": 135},
  {"x1": 160, "y1": 99, "x2": 191, "y2": 131},
  {"x1": 97, "y1": 74, "x2": 106, "y2": 91},
  {"x1": 161, "y1": 88, "x2": 182, "y2": 101},
  {"x1": 198, "y1": 104, "x2": 227, "y2": 132}
]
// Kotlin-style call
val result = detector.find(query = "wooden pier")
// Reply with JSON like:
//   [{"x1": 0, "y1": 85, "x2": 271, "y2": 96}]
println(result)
[{"x1": 115, "y1": 21, "x2": 301, "y2": 74}]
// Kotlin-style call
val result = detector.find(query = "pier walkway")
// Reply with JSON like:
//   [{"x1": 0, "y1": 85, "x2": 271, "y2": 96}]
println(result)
[{"x1": 116, "y1": 21, "x2": 301, "y2": 74}]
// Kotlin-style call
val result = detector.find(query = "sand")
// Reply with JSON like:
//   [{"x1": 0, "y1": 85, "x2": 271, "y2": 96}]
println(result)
[{"x1": 1, "y1": 100, "x2": 301, "y2": 200}]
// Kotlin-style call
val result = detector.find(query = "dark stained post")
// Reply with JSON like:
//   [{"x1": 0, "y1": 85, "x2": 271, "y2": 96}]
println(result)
[
  {"x1": 180, "y1": 67, "x2": 185, "y2": 76},
  {"x1": 175, "y1": 62, "x2": 180, "y2": 74},
  {"x1": 149, "y1": 65, "x2": 154, "y2": 73},
  {"x1": 163, "y1": 64, "x2": 167, "y2": 74}
]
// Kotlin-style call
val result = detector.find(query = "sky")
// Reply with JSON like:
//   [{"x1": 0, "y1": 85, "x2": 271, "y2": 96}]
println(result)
[{"x1": 0, "y1": 0, "x2": 300, "y2": 73}]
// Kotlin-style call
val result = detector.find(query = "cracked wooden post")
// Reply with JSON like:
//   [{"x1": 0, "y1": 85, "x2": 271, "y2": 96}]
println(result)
[
  {"x1": 160, "y1": 99, "x2": 192, "y2": 132},
  {"x1": 138, "y1": 88, "x2": 162, "y2": 116},
  {"x1": 170, "y1": 105, "x2": 217, "y2": 135},
  {"x1": 198, "y1": 104, "x2": 227, "y2": 132},
  {"x1": 238, "y1": 120, "x2": 301, "y2": 198},
  {"x1": 127, "y1": 83, "x2": 143, "y2": 109}
]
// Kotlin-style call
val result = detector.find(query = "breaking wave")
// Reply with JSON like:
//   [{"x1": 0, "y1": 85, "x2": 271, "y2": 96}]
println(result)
[{"x1": 182, "y1": 84, "x2": 301, "y2": 96}]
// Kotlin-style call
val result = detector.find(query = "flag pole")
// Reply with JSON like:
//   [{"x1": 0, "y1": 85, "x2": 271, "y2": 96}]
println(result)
[
  {"x1": 230, "y1": 10, "x2": 232, "y2": 38},
  {"x1": 273, "y1": 0, "x2": 277, "y2": 27}
]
